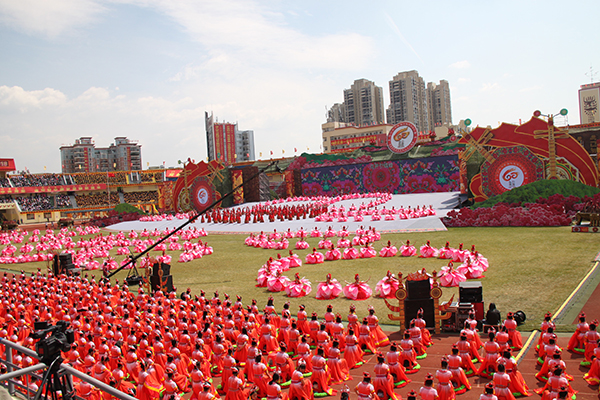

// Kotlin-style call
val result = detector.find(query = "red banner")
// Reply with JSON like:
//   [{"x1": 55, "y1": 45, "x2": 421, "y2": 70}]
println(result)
[
  {"x1": 214, "y1": 124, "x2": 225, "y2": 162},
  {"x1": 331, "y1": 134, "x2": 380, "y2": 146},
  {"x1": 231, "y1": 169, "x2": 244, "y2": 204},
  {"x1": 0, "y1": 184, "x2": 107, "y2": 195},
  {"x1": 0, "y1": 159, "x2": 16, "y2": 172},
  {"x1": 225, "y1": 123, "x2": 236, "y2": 164}
]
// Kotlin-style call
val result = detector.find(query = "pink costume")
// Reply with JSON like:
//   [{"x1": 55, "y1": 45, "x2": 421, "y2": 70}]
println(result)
[
  {"x1": 379, "y1": 241, "x2": 398, "y2": 257},
  {"x1": 399, "y1": 240, "x2": 417, "y2": 257},
  {"x1": 305, "y1": 248, "x2": 324, "y2": 264},
  {"x1": 375, "y1": 271, "x2": 400, "y2": 299},
  {"x1": 439, "y1": 261, "x2": 466, "y2": 287},
  {"x1": 284, "y1": 273, "x2": 311, "y2": 298},
  {"x1": 419, "y1": 241, "x2": 438, "y2": 258},
  {"x1": 266, "y1": 271, "x2": 290, "y2": 292},
  {"x1": 343, "y1": 275, "x2": 372, "y2": 300},
  {"x1": 315, "y1": 274, "x2": 343, "y2": 300},
  {"x1": 325, "y1": 246, "x2": 342, "y2": 261}
]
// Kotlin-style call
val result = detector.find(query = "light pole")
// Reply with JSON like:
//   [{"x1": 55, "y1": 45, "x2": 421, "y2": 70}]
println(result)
[{"x1": 177, "y1": 159, "x2": 192, "y2": 212}]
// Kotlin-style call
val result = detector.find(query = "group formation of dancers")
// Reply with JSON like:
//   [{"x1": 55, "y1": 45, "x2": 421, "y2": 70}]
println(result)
[
  {"x1": 0, "y1": 225, "x2": 213, "y2": 267},
  {"x1": 249, "y1": 228, "x2": 490, "y2": 301}
]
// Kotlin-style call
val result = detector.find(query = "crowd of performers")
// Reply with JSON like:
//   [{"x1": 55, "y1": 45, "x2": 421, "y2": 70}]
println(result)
[
  {"x1": 249, "y1": 227, "x2": 490, "y2": 299},
  {"x1": 140, "y1": 193, "x2": 435, "y2": 225},
  {"x1": 0, "y1": 265, "x2": 595, "y2": 400},
  {"x1": 0, "y1": 226, "x2": 213, "y2": 267}
]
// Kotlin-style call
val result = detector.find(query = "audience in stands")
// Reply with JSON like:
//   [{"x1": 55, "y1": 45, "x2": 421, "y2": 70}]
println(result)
[
  {"x1": 0, "y1": 196, "x2": 14, "y2": 204},
  {"x1": 123, "y1": 191, "x2": 158, "y2": 204},
  {"x1": 14, "y1": 194, "x2": 71, "y2": 211},
  {"x1": 75, "y1": 192, "x2": 120, "y2": 208},
  {"x1": 10, "y1": 174, "x2": 64, "y2": 187},
  {"x1": 72, "y1": 172, "x2": 127, "y2": 185},
  {"x1": 0, "y1": 178, "x2": 11, "y2": 188}
]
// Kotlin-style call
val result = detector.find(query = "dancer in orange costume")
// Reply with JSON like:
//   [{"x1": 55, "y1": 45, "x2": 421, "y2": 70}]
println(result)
[
  {"x1": 419, "y1": 373, "x2": 439, "y2": 400},
  {"x1": 567, "y1": 312, "x2": 588, "y2": 354},
  {"x1": 386, "y1": 342, "x2": 410, "y2": 388},
  {"x1": 367, "y1": 306, "x2": 390, "y2": 347},
  {"x1": 478, "y1": 330, "x2": 500, "y2": 379},
  {"x1": 492, "y1": 363, "x2": 516, "y2": 400},
  {"x1": 311, "y1": 347, "x2": 336, "y2": 396},
  {"x1": 435, "y1": 357, "x2": 456, "y2": 400},
  {"x1": 373, "y1": 352, "x2": 401, "y2": 400},
  {"x1": 355, "y1": 372, "x2": 376, "y2": 400},
  {"x1": 289, "y1": 361, "x2": 314, "y2": 400},
  {"x1": 497, "y1": 350, "x2": 531, "y2": 397},
  {"x1": 502, "y1": 312, "x2": 523, "y2": 350},
  {"x1": 448, "y1": 345, "x2": 471, "y2": 394}
]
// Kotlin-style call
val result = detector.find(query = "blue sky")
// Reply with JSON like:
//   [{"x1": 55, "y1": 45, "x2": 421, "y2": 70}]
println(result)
[{"x1": 1, "y1": 0, "x2": 599, "y2": 173}]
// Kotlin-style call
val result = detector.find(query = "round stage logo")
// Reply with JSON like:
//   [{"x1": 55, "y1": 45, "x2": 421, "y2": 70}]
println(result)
[
  {"x1": 196, "y1": 187, "x2": 209, "y2": 206},
  {"x1": 499, "y1": 165, "x2": 525, "y2": 190},
  {"x1": 387, "y1": 122, "x2": 418, "y2": 154}
]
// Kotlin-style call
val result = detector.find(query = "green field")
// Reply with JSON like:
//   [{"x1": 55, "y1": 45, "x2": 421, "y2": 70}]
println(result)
[{"x1": 7, "y1": 226, "x2": 598, "y2": 332}]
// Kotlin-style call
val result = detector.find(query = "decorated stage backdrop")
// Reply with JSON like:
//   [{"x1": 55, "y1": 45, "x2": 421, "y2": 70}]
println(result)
[
  {"x1": 460, "y1": 117, "x2": 599, "y2": 202},
  {"x1": 301, "y1": 155, "x2": 459, "y2": 196},
  {"x1": 173, "y1": 160, "x2": 232, "y2": 212}
]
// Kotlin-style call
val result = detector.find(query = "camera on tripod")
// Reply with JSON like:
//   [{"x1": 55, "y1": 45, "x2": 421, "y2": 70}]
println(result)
[{"x1": 31, "y1": 321, "x2": 75, "y2": 364}]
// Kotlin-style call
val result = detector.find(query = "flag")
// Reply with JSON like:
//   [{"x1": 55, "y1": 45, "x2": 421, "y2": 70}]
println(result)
[
  {"x1": 259, "y1": 152, "x2": 262, "y2": 157},
  {"x1": 294, "y1": 147, "x2": 297, "y2": 152},
  {"x1": 44, "y1": 166, "x2": 46, "y2": 171},
  {"x1": 282, "y1": 149, "x2": 285, "y2": 154},
  {"x1": 270, "y1": 151, "x2": 273, "y2": 155}
]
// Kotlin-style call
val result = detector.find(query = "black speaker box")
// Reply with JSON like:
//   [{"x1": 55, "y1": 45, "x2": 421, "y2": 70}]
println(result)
[
  {"x1": 459, "y1": 281, "x2": 482, "y2": 303},
  {"x1": 152, "y1": 263, "x2": 171, "y2": 277},
  {"x1": 406, "y1": 280, "x2": 431, "y2": 299},
  {"x1": 150, "y1": 275, "x2": 174, "y2": 293},
  {"x1": 404, "y1": 298, "x2": 435, "y2": 329}
]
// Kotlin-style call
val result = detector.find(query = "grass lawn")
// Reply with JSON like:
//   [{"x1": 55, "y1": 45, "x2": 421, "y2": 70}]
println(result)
[{"x1": 8, "y1": 226, "x2": 598, "y2": 332}]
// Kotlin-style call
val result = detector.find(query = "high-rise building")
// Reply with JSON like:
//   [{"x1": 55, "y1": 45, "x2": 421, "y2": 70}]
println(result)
[
  {"x1": 386, "y1": 70, "x2": 429, "y2": 133},
  {"x1": 205, "y1": 112, "x2": 255, "y2": 164},
  {"x1": 427, "y1": 80, "x2": 452, "y2": 129},
  {"x1": 579, "y1": 82, "x2": 600, "y2": 124},
  {"x1": 60, "y1": 137, "x2": 142, "y2": 173},
  {"x1": 336, "y1": 79, "x2": 385, "y2": 126}
]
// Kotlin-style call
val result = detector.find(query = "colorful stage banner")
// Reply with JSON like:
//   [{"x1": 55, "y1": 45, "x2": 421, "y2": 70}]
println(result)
[
  {"x1": 301, "y1": 155, "x2": 459, "y2": 196},
  {"x1": 225, "y1": 124, "x2": 236, "y2": 165},
  {"x1": 231, "y1": 169, "x2": 244, "y2": 204},
  {"x1": 214, "y1": 124, "x2": 225, "y2": 162},
  {"x1": 0, "y1": 184, "x2": 107, "y2": 195},
  {"x1": 0, "y1": 159, "x2": 16, "y2": 172}
]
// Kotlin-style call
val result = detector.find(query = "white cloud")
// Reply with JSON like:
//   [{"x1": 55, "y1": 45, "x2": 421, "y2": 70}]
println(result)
[
  {"x1": 457, "y1": 78, "x2": 471, "y2": 83},
  {"x1": 0, "y1": 0, "x2": 105, "y2": 37},
  {"x1": 450, "y1": 60, "x2": 471, "y2": 69},
  {"x1": 519, "y1": 85, "x2": 543, "y2": 93},
  {"x1": 481, "y1": 82, "x2": 501, "y2": 92}
]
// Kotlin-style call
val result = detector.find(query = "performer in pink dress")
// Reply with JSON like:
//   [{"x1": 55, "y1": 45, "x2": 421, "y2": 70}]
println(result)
[
  {"x1": 324, "y1": 245, "x2": 342, "y2": 261},
  {"x1": 419, "y1": 240, "x2": 438, "y2": 258},
  {"x1": 375, "y1": 271, "x2": 400, "y2": 299},
  {"x1": 305, "y1": 248, "x2": 324, "y2": 264},
  {"x1": 343, "y1": 274, "x2": 372, "y2": 300},
  {"x1": 286, "y1": 250, "x2": 302, "y2": 268},
  {"x1": 439, "y1": 261, "x2": 466, "y2": 287},
  {"x1": 400, "y1": 240, "x2": 417, "y2": 257},
  {"x1": 438, "y1": 241, "x2": 454, "y2": 259},
  {"x1": 316, "y1": 273, "x2": 343, "y2": 300},
  {"x1": 359, "y1": 244, "x2": 377, "y2": 258},
  {"x1": 266, "y1": 270, "x2": 290, "y2": 292},
  {"x1": 284, "y1": 273, "x2": 311, "y2": 298},
  {"x1": 379, "y1": 241, "x2": 398, "y2": 257},
  {"x1": 342, "y1": 245, "x2": 360, "y2": 260}
]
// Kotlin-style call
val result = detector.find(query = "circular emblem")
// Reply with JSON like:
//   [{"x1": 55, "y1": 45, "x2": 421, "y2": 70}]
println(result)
[
  {"x1": 594, "y1": 227, "x2": 598, "y2": 233},
  {"x1": 190, "y1": 178, "x2": 216, "y2": 212},
  {"x1": 430, "y1": 287, "x2": 443, "y2": 299},
  {"x1": 395, "y1": 288, "x2": 408, "y2": 301},
  {"x1": 387, "y1": 122, "x2": 418, "y2": 154},
  {"x1": 498, "y1": 165, "x2": 525, "y2": 190}
]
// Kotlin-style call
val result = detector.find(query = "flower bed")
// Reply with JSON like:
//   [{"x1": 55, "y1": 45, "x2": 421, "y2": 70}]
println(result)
[{"x1": 443, "y1": 193, "x2": 600, "y2": 227}]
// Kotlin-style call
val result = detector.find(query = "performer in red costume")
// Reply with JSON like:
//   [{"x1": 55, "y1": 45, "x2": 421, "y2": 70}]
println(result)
[
  {"x1": 373, "y1": 352, "x2": 401, "y2": 400},
  {"x1": 355, "y1": 372, "x2": 375, "y2": 400},
  {"x1": 492, "y1": 363, "x2": 515, "y2": 400},
  {"x1": 343, "y1": 328, "x2": 364, "y2": 369},
  {"x1": 502, "y1": 312, "x2": 523, "y2": 350},
  {"x1": 583, "y1": 339, "x2": 600, "y2": 385},
  {"x1": 311, "y1": 347, "x2": 336, "y2": 396},
  {"x1": 419, "y1": 373, "x2": 439, "y2": 400},
  {"x1": 386, "y1": 342, "x2": 410, "y2": 388},
  {"x1": 367, "y1": 306, "x2": 390, "y2": 347},
  {"x1": 496, "y1": 349, "x2": 530, "y2": 397},
  {"x1": 400, "y1": 331, "x2": 420, "y2": 373},
  {"x1": 435, "y1": 357, "x2": 456, "y2": 400},
  {"x1": 478, "y1": 331, "x2": 500, "y2": 379},
  {"x1": 456, "y1": 332, "x2": 478, "y2": 376},
  {"x1": 567, "y1": 312, "x2": 588, "y2": 354},
  {"x1": 448, "y1": 345, "x2": 471, "y2": 394},
  {"x1": 289, "y1": 361, "x2": 313, "y2": 400},
  {"x1": 316, "y1": 274, "x2": 343, "y2": 300}
]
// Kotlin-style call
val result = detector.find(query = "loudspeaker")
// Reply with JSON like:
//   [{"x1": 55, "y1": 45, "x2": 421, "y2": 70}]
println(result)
[
  {"x1": 53, "y1": 254, "x2": 80, "y2": 276},
  {"x1": 406, "y1": 280, "x2": 431, "y2": 299},
  {"x1": 404, "y1": 298, "x2": 435, "y2": 329},
  {"x1": 459, "y1": 281, "x2": 482, "y2": 303},
  {"x1": 59, "y1": 253, "x2": 73, "y2": 267},
  {"x1": 152, "y1": 263, "x2": 171, "y2": 277},
  {"x1": 472, "y1": 302, "x2": 484, "y2": 320},
  {"x1": 151, "y1": 275, "x2": 174, "y2": 293}
]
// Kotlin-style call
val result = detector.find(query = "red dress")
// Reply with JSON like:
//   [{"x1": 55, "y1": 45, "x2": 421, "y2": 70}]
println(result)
[
  {"x1": 448, "y1": 354, "x2": 471, "y2": 393},
  {"x1": 310, "y1": 354, "x2": 336, "y2": 396},
  {"x1": 373, "y1": 362, "x2": 400, "y2": 400},
  {"x1": 326, "y1": 347, "x2": 351, "y2": 384},
  {"x1": 224, "y1": 376, "x2": 249, "y2": 400},
  {"x1": 343, "y1": 334, "x2": 364, "y2": 369},
  {"x1": 367, "y1": 313, "x2": 390, "y2": 347},
  {"x1": 478, "y1": 340, "x2": 500, "y2": 379},
  {"x1": 386, "y1": 350, "x2": 410, "y2": 387},
  {"x1": 435, "y1": 368, "x2": 456, "y2": 400},
  {"x1": 492, "y1": 371, "x2": 516, "y2": 400},
  {"x1": 289, "y1": 369, "x2": 314, "y2": 400}
]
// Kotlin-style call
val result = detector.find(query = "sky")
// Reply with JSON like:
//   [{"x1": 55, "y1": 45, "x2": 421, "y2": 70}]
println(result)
[{"x1": 1, "y1": 0, "x2": 599, "y2": 173}]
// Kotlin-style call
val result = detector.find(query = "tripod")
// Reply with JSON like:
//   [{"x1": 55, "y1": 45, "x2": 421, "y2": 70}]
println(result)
[{"x1": 34, "y1": 356, "x2": 75, "y2": 400}]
